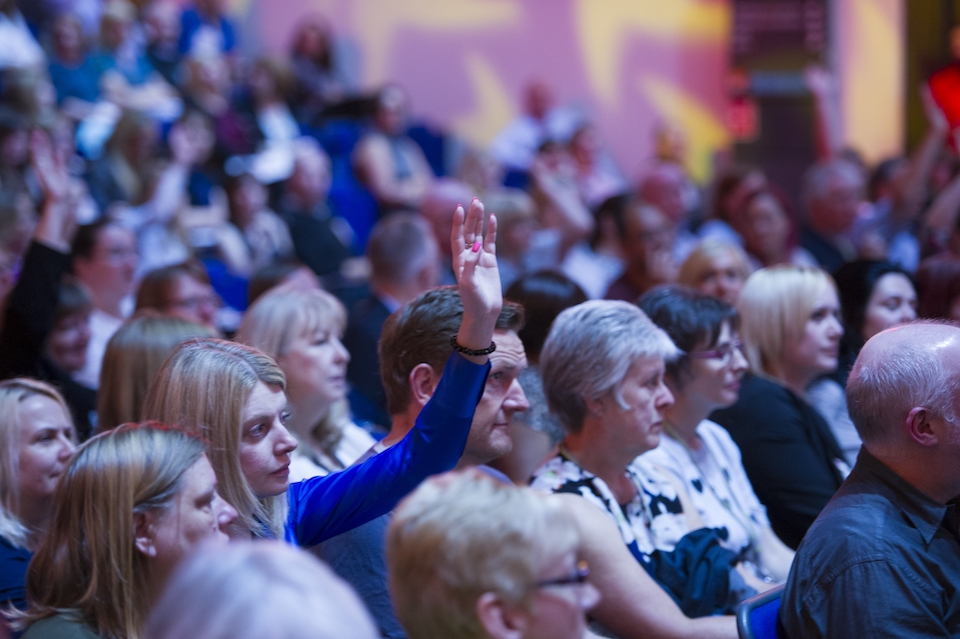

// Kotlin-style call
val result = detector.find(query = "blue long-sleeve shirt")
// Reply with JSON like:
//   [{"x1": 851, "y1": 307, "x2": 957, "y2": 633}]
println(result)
[{"x1": 284, "y1": 351, "x2": 488, "y2": 546}]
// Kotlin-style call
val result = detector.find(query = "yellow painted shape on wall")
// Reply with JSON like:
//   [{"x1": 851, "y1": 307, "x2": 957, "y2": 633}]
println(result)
[
  {"x1": 451, "y1": 53, "x2": 517, "y2": 148},
  {"x1": 353, "y1": 0, "x2": 521, "y2": 86},
  {"x1": 640, "y1": 75, "x2": 730, "y2": 183},
  {"x1": 840, "y1": 0, "x2": 903, "y2": 164},
  {"x1": 577, "y1": 0, "x2": 730, "y2": 107}
]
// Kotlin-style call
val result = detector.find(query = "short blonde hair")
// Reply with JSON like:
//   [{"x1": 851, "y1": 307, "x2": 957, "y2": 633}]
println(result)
[
  {"x1": 235, "y1": 289, "x2": 349, "y2": 457},
  {"x1": 141, "y1": 339, "x2": 287, "y2": 538},
  {"x1": 678, "y1": 238, "x2": 752, "y2": 290},
  {"x1": 97, "y1": 313, "x2": 216, "y2": 433},
  {"x1": 18, "y1": 423, "x2": 206, "y2": 639},
  {"x1": 386, "y1": 470, "x2": 578, "y2": 639},
  {"x1": 145, "y1": 541, "x2": 378, "y2": 639},
  {"x1": 0, "y1": 379, "x2": 73, "y2": 549},
  {"x1": 737, "y1": 265, "x2": 835, "y2": 382}
]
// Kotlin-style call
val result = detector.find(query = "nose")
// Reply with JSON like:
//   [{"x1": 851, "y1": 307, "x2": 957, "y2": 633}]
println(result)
[
  {"x1": 578, "y1": 582, "x2": 601, "y2": 611},
  {"x1": 656, "y1": 380, "x2": 674, "y2": 411},
  {"x1": 730, "y1": 345, "x2": 749, "y2": 374},
  {"x1": 503, "y1": 378, "x2": 530, "y2": 414},
  {"x1": 273, "y1": 422, "x2": 298, "y2": 456},
  {"x1": 57, "y1": 433, "x2": 76, "y2": 461},
  {"x1": 333, "y1": 337, "x2": 350, "y2": 364},
  {"x1": 215, "y1": 492, "x2": 238, "y2": 529},
  {"x1": 902, "y1": 304, "x2": 918, "y2": 323}
]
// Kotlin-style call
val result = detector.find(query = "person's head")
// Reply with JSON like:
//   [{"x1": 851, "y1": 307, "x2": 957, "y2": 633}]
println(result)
[
  {"x1": 677, "y1": 238, "x2": 751, "y2": 305},
  {"x1": 44, "y1": 278, "x2": 92, "y2": 374},
  {"x1": 737, "y1": 266, "x2": 843, "y2": 389},
  {"x1": 71, "y1": 219, "x2": 138, "y2": 308},
  {"x1": 247, "y1": 261, "x2": 320, "y2": 305},
  {"x1": 620, "y1": 201, "x2": 674, "y2": 269},
  {"x1": 135, "y1": 261, "x2": 220, "y2": 331},
  {"x1": 486, "y1": 189, "x2": 537, "y2": 260},
  {"x1": 52, "y1": 13, "x2": 86, "y2": 61},
  {"x1": 249, "y1": 57, "x2": 293, "y2": 105},
  {"x1": 146, "y1": 540, "x2": 378, "y2": 639},
  {"x1": 236, "y1": 288, "x2": 349, "y2": 426},
  {"x1": 387, "y1": 469, "x2": 597, "y2": 639},
  {"x1": 524, "y1": 81, "x2": 554, "y2": 121},
  {"x1": 540, "y1": 300, "x2": 677, "y2": 440},
  {"x1": 639, "y1": 286, "x2": 746, "y2": 412},
  {"x1": 505, "y1": 271, "x2": 587, "y2": 364},
  {"x1": 420, "y1": 179, "x2": 475, "y2": 258},
  {"x1": 226, "y1": 173, "x2": 267, "y2": 230},
  {"x1": 97, "y1": 313, "x2": 216, "y2": 432},
  {"x1": 736, "y1": 189, "x2": 794, "y2": 264},
  {"x1": 638, "y1": 163, "x2": 686, "y2": 225},
  {"x1": 367, "y1": 212, "x2": 439, "y2": 300},
  {"x1": 374, "y1": 85, "x2": 409, "y2": 136},
  {"x1": 803, "y1": 159, "x2": 865, "y2": 236},
  {"x1": 22, "y1": 423, "x2": 236, "y2": 639},
  {"x1": 106, "y1": 109, "x2": 158, "y2": 168},
  {"x1": 286, "y1": 140, "x2": 331, "y2": 208},
  {"x1": 833, "y1": 260, "x2": 917, "y2": 349},
  {"x1": 380, "y1": 287, "x2": 527, "y2": 466},
  {"x1": 915, "y1": 256, "x2": 960, "y2": 321},
  {"x1": 142, "y1": 0, "x2": 180, "y2": 46},
  {"x1": 847, "y1": 322, "x2": 960, "y2": 491},
  {"x1": 0, "y1": 379, "x2": 75, "y2": 549},
  {"x1": 290, "y1": 16, "x2": 334, "y2": 68},
  {"x1": 99, "y1": 0, "x2": 136, "y2": 51},
  {"x1": 142, "y1": 339, "x2": 294, "y2": 538}
]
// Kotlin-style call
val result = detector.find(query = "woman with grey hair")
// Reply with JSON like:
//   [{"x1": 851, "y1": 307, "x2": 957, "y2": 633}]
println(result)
[{"x1": 531, "y1": 300, "x2": 748, "y2": 618}]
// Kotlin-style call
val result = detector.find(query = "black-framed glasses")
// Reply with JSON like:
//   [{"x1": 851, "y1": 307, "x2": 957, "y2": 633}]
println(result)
[
  {"x1": 535, "y1": 560, "x2": 589, "y2": 589},
  {"x1": 689, "y1": 340, "x2": 744, "y2": 364}
]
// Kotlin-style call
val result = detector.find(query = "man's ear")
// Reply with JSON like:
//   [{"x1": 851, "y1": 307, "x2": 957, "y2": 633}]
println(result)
[
  {"x1": 408, "y1": 363, "x2": 439, "y2": 408},
  {"x1": 475, "y1": 592, "x2": 526, "y2": 639},
  {"x1": 133, "y1": 510, "x2": 158, "y2": 558},
  {"x1": 905, "y1": 407, "x2": 939, "y2": 447},
  {"x1": 584, "y1": 394, "x2": 605, "y2": 416}
]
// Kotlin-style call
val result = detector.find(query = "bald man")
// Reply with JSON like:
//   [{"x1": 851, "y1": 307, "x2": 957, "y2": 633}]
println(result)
[{"x1": 780, "y1": 321, "x2": 960, "y2": 638}]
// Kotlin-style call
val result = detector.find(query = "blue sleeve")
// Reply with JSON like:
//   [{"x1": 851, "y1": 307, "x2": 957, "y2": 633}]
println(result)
[{"x1": 284, "y1": 351, "x2": 488, "y2": 546}]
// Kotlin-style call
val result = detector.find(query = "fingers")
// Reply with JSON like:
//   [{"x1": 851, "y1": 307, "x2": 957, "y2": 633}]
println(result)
[
  {"x1": 483, "y1": 211, "x2": 497, "y2": 255},
  {"x1": 451, "y1": 204, "x2": 466, "y2": 256}
]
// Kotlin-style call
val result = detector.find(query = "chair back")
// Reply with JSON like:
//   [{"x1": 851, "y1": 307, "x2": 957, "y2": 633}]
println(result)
[{"x1": 736, "y1": 584, "x2": 785, "y2": 639}]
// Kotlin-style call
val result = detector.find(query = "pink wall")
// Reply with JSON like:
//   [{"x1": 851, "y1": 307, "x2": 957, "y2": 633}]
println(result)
[{"x1": 236, "y1": 0, "x2": 733, "y2": 183}]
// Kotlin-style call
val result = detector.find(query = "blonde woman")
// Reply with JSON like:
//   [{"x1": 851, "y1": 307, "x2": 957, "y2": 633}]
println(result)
[
  {"x1": 235, "y1": 288, "x2": 374, "y2": 480},
  {"x1": 710, "y1": 266, "x2": 847, "y2": 549},
  {"x1": 96, "y1": 313, "x2": 216, "y2": 432},
  {"x1": 15, "y1": 424, "x2": 236, "y2": 639},
  {"x1": 0, "y1": 379, "x2": 76, "y2": 613},
  {"x1": 142, "y1": 199, "x2": 503, "y2": 545},
  {"x1": 677, "y1": 238, "x2": 752, "y2": 306}
]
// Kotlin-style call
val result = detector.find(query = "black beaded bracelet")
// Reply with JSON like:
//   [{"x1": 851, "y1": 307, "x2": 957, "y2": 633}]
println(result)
[{"x1": 450, "y1": 336, "x2": 497, "y2": 356}]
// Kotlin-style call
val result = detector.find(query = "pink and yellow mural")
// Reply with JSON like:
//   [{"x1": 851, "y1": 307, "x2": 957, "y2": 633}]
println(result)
[{"x1": 229, "y1": 0, "x2": 903, "y2": 184}]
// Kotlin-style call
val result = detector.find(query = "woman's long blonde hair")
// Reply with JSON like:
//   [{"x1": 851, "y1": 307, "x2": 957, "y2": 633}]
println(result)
[
  {"x1": 737, "y1": 265, "x2": 835, "y2": 383},
  {"x1": 0, "y1": 378, "x2": 73, "y2": 549},
  {"x1": 141, "y1": 339, "x2": 288, "y2": 537},
  {"x1": 17, "y1": 423, "x2": 206, "y2": 639},
  {"x1": 235, "y1": 289, "x2": 350, "y2": 461}
]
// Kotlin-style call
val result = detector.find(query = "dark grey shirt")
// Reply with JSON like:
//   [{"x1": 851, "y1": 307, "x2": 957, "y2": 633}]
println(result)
[{"x1": 780, "y1": 448, "x2": 960, "y2": 638}]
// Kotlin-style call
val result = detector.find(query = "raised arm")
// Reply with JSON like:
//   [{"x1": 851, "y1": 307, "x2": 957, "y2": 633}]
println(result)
[{"x1": 452, "y1": 198, "x2": 502, "y2": 363}]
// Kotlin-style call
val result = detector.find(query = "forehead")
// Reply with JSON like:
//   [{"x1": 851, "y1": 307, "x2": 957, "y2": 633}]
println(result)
[
  {"x1": 18, "y1": 394, "x2": 69, "y2": 434},
  {"x1": 488, "y1": 331, "x2": 527, "y2": 368},
  {"x1": 96, "y1": 225, "x2": 135, "y2": 248},
  {"x1": 242, "y1": 381, "x2": 286, "y2": 421},
  {"x1": 627, "y1": 354, "x2": 664, "y2": 379},
  {"x1": 871, "y1": 272, "x2": 914, "y2": 297}
]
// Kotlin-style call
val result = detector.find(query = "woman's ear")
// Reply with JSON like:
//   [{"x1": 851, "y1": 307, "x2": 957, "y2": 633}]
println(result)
[
  {"x1": 475, "y1": 592, "x2": 527, "y2": 639},
  {"x1": 133, "y1": 511, "x2": 158, "y2": 558}
]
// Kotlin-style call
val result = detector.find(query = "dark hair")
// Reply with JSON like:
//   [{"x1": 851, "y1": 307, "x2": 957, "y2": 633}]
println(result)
[
  {"x1": 55, "y1": 276, "x2": 93, "y2": 322},
  {"x1": 70, "y1": 219, "x2": 116, "y2": 261},
  {"x1": 505, "y1": 271, "x2": 586, "y2": 363},
  {"x1": 637, "y1": 285, "x2": 739, "y2": 387},
  {"x1": 591, "y1": 193, "x2": 631, "y2": 245},
  {"x1": 135, "y1": 260, "x2": 211, "y2": 312},
  {"x1": 366, "y1": 213, "x2": 434, "y2": 284},
  {"x1": 916, "y1": 256, "x2": 960, "y2": 320},
  {"x1": 379, "y1": 287, "x2": 524, "y2": 415},
  {"x1": 834, "y1": 260, "x2": 914, "y2": 347}
]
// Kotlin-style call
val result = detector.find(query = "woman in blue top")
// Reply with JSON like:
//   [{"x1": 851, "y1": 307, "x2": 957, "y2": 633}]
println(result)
[{"x1": 142, "y1": 198, "x2": 502, "y2": 544}]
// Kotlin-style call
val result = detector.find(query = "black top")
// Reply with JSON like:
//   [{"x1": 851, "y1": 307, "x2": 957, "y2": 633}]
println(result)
[
  {"x1": 799, "y1": 227, "x2": 850, "y2": 276},
  {"x1": 279, "y1": 203, "x2": 352, "y2": 277},
  {"x1": 344, "y1": 295, "x2": 392, "y2": 429},
  {"x1": 709, "y1": 373, "x2": 845, "y2": 549},
  {"x1": 0, "y1": 534, "x2": 31, "y2": 612},
  {"x1": 0, "y1": 242, "x2": 96, "y2": 440},
  {"x1": 780, "y1": 448, "x2": 960, "y2": 638}
]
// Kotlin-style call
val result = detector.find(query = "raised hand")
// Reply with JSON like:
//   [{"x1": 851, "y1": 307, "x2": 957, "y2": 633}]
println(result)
[
  {"x1": 29, "y1": 128, "x2": 77, "y2": 252},
  {"x1": 29, "y1": 128, "x2": 70, "y2": 202},
  {"x1": 451, "y1": 198, "x2": 502, "y2": 360}
]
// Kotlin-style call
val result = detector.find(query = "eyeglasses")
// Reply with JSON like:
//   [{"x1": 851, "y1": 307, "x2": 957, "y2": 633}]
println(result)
[
  {"x1": 534, "y1": 560, "x2": 590, "y2": 590},
  {"x1": 689, "y1": 340, "x2": 744, "y2": 364}
]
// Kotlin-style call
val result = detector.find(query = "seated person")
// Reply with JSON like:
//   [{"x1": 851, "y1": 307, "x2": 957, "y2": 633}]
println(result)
[
  {"x1": 146, "y1": 541, "x2": 378, "y2": 639},
  {"x1": 352, "y1": 85, "x2": 434, "y2": 213},
  {"x1": 135, "y1": 260, "x2": 221, "y2": 332},
  {"x1": 781, "y1": 322, "x2": 960, "y2": 637},
  {"x1": 386, "y1": 469, "x2": 600, "y2": 639},
  {"x1": 638, "y1": 286, "x2": 795, "y2": 583},
  {"x1": 605, "y1": 201, "x2": 677, "y2": 302}
]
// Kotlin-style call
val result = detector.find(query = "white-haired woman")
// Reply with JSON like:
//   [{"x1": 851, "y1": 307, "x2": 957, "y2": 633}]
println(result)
[
  {"x1": 710, "y1": 266, "x2": 847, "y2": 550},
  {"x1": 236, "y1": 288, "x2": 375, "y2": 480},
  {"x1": 532, "y1": 300, "x2": 749, "y2": 617},
  {"x1": 0, "y1": 379, "x2": 76, "y2": 614}
]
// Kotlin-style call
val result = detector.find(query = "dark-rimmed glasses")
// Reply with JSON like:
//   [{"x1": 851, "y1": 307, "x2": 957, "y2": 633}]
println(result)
[
  {"x1": 535, "y1": 560, "x2": 589, "y2": 589},
  {"x1": 689, "y1": 340, "x2": 744, "y2": 365}
]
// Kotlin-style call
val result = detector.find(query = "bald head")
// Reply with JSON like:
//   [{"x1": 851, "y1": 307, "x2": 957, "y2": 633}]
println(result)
[{"x1": 847, "y1": 322, "x2": 960, "y2": 449}]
